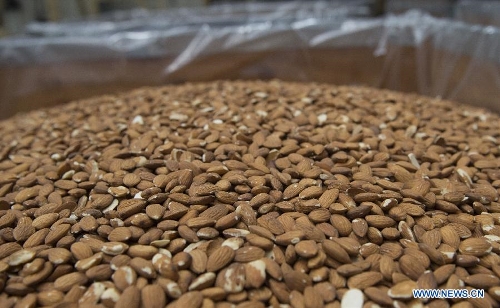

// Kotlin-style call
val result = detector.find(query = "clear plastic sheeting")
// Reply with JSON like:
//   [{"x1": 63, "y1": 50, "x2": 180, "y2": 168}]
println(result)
[
  {"x1": 0, "y1": 9, "x2": 499, "y2": 119},
  {"x1": 25, "y1": 1, "x2": 373, "y2": 37},
  {"x1": 455, "y1": 0, "x2": 500, "y2": 27},
  {"x1": 385, "y1": 0, "x2": 454, "y2": 17},
  {"x1": 377, "y1": 11, "x2": 500, "y2": 112}
]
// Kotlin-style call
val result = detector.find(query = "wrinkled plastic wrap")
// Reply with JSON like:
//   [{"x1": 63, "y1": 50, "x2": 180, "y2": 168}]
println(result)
[
  {"x1": 0, "y1": 8, "x2": 499, "y2": 119},
  {"x1": 377, "y1": 11, "x2": 500, "y2": 112},
  {"x1": 455, "y1": 0, "x2": 500, "y2": 27},
  {"x1": 385, "y1": 0, "x2": 453, "y2": 17},
  {"x1": 25, "y1": 1, "x2": 373, "y2": 37}
]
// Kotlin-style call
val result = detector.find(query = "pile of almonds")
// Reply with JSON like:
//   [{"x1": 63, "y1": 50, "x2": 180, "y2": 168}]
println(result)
[{"x1": 0, "y1": 80, "x2": 499, "y2": 308}]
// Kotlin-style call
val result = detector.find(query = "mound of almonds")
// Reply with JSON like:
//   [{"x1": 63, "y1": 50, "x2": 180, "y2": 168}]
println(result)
[{"x1": 0, "y1": 80, "x2": 499, "y2": 308}]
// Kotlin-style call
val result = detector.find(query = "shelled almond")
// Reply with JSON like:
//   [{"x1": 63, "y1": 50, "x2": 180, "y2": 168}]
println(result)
[{"x1": 0, "y1": 80, "x2": 499, "y2": 307}]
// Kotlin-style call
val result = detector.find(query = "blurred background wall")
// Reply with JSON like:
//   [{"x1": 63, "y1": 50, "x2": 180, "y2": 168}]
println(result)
[{"x1": 0, "y1": 0, "x2": 207, "y2": 36}]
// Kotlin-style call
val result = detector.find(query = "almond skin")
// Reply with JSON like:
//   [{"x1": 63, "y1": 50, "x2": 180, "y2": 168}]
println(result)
[
  {"x1": 458, "y1": 238, "x2": 492, "y2": 257},
  {"x1": 322, "y1": 240, "x2": 351, "y2": 264},
  {"x1": 141, "y1": 284, "x2": 166, "y2": 308},
  {"x1": 54, "y1": 272, "x2": 88, "y2": 292},
  {"x1": 206, "y1": 246, "x2": 235, "y2": 272},
  {"x1": 115, "y1": 286, "x2": 140, "y2": 308},
  {"x1": 13, "y1": 217, "x2": 35, "y2": 242},
  {"x1": 347, "y1": 271, "x2": 384, "y2": 289},
  {"x1": 168, "y1": 291, "x2": 203, "y2": 308}
]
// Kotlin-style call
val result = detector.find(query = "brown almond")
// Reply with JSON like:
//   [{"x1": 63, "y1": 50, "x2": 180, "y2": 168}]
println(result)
[
  {"x1": 89, "y1": 194, "x2": 114, "y2": 210},
  {"x1": 365, "y1": 215, "x2": 396, "y2": 228},
  {"x1": 115, "y1": 286, "x2": 141, "y2": 308},
  {"x1": 433, "y1": 264, "x2": 455, "y2": 285},
  {"x1": 188, "y1": 272, "x2": 216, "y2": 291},
  {"x1": 352, "y1": 218, "x2": 368, "y2": 237},
  {"x1": 189, "y1": 249, "x2": 208, "y2": 274},
  {"x1": 303, "y1": 285, "x2": 323, "y2": 308},
  {"x1": 463, "y1": 274, "x2": 500, "y2": 289},
  {"x1": 275, "y1": 230, "x2": 305, "y2": 246},
  {"x1": 13, "y1": 217, "x2": 36, "y2": 242},
  {"x1": 244, "y1": 260, "x2": 266, "y2": 289},
  {"x1": 117, "y1": 199, "x2": 147, "y2": 218},
  {"x1": 101, "y1": 242, "x2": 129, "y2": 256},
  {"x1": 8, "y1": 249, "x2": 36, "y2": 266},
  {"x1": 38, "y1": 289, "x2": 64, "y2": 306},
  {"x1": 128, "y1": 244, "x2": 158, "y2": 259},
  {"x1": 379, "y1": 255, "x2": 396, "y2": 281},
  {"x1": 23, "y1": 261, "x2": 53, "y2": 286},
  {"x1": 47, "y1": 248, "x2": 72, "y2": 265},
  {"x1": 449, "y1": 223, "x2": 472, "y2": 239},
  {"x1": 54, "y1": 272, "x2": 88, "y2": 292},
  {"x1": 45, "y1": 223, "x2": 71, "y2": 245},
  {"x1": 388, "y1": 280, "x2": 418, "y2": 299},
  {"x1": 14, "y1": 186, "x2": 40, "y2": 203},
  {"x1": 190, "y1": 183, "x2": 219, "y2": 197},
  {"x1": 421, "y1": 229, "x2": 442, "y2": 249},
  {"x1": 123, "y1": 174, "x2": 141, "y2": 187},
  {"x1": 75, "y1": 252, "x2": 103, "y2": 271},
  {"x1": 333, "y1": 237, "x2": 361, "y2": 257},
  {"x1": 365, "y1": 287, "x2": 393, "y2": 306},
  {"x1": 398, "y1": 203, "x2": 425, "y2": 217},
  {"x1": 295, "y1": 240, "x2": 318, "y2": 258},
  {"x1": 347, "y1": 271, "x2": 383, "y2": 289},
  {"x1": 141, "y1": 284, "x2": 166, "y2": 308},
  {"x1": 215, "y1": 263, "x2": 246, "y2": 293},
  {"x1": 440, "y1": 225, "x2": 461, "y2": 249},
  {"x1": 262, "y1": 258, "x2": 283, "y2": 281},
  {"x1": 330, "y1": 214, "x2": 352, "y2": 236},
  {"x1": 145, "y1": 203, "x2": 166, "y2": 220},
  {"x1": 0, "y1": 242, "x2": 22, "y2": 259},
  {"x1": 32, "y1": 213, "x2": 59, "y2": 230},
  {"x1": 245, "y1": 234, "x2": 274, "y2": 251},
  {"x1": 299, "y1": 186, "x2": 323, "y2": 200},
  {"x1": 108, "y1": 227, "x2": 132, "y2": 242},
  {"x1": 70, "y1": 242, "x2": 94, "y2": 260},
  {"x1": 112, "y1": 266, "x2": 137, "y2": 291},
  {"x1": 0, "y1": 210, "x2": 16, "y2": 228},
  {"x1": 130, "y1": 257, "x2": 156, "y2": 279},
  {"x1": 388, "y1": 164, "x2": 413, "y2": 183},
  {"x1": 16, "y1": 294, "x2": 38, "y2": 308},
  {"x1": 318, "y1": 188, "x2": 339, "y2": 208},
  {"x1": 458, "y1": 237, "x2": 492, "y2": 257},
  {"x1": 399, "y1": 255, "x2": 426, "y2": 281},
  {"x1": 417, "y1": 271, "x2": 437, "y2": 289},
  {"x1": 186, "y1": 217, "x2": 216, "y2": 229},
  {"x1": 283, "y1": 269, "x2": 312, "y2": 292},
  {"x1": 283, "y1": 183, "x2": 305, "y2": 200},
  {"x1": 168, "y1": 291, "x2": 203, "y2": 308},
  {"x1": 322, "y1": 240, "x2": 351, "y2": 264},
  {"x1": 234, "y1": 246, "x2": 265, "y2": 263},
  {"x1": 206, "y1": 246, "x2": 235, "y2": 272}
]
